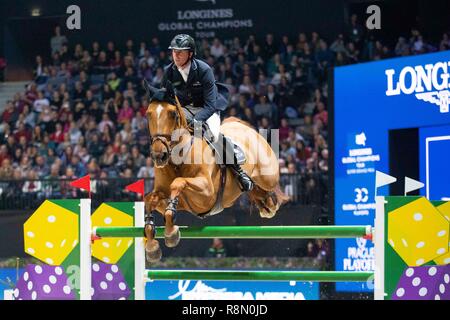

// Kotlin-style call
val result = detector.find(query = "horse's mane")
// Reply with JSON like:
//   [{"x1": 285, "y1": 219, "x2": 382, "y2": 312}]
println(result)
[{"x1": 222, "y1": 116, "x2": 255, "y2": 130}]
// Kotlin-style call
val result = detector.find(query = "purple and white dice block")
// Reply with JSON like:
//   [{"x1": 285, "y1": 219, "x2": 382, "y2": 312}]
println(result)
[
  {"x1": 393, "y1": 265, "x2": 450, "y2": 300},
  {"x1": 14, "y1": 264, "x2": 75, "y2": 300},
  {"x1": 91, "y1": 262, "x2": 131, "y2": 300}
]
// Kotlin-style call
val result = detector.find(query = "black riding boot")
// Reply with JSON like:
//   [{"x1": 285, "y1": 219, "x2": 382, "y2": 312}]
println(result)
[
  {"x1": 229, "y1": 163, "x2": 254, "y2": 192},
  {"x1": 203, "y1": 125, "x2": 254, "y2": 192},
  {"x1": 221, "y1": 136, "x2": 254, "y2": 192}
]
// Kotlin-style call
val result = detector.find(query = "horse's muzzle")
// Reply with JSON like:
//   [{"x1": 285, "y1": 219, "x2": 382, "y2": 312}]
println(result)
[{"x1": 151, "y1": 151, "x2": 170, "y2": 167}]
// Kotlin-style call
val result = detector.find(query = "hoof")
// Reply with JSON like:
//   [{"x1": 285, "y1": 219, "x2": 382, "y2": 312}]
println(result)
[
  {"x1": 259, "y1": 207, "x2": 276, "y2": 219},
  {"x1": 145, "y1": 239, "x2": 162, "y2": 263},
  {"x1": 164, "y1": 225, "x2": 180, "y2": 248}
]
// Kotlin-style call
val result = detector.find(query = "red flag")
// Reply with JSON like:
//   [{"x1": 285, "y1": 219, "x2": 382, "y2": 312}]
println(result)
[
  {"x1": 125, "y1": 179, "x2": 145, "y2": 195},
  {"x1": 70, "y1": 175, "x2": 91, "y2": 192}
]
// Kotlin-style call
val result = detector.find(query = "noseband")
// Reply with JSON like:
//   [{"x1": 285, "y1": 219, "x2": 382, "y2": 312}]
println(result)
[{"x1": 150, "y1": 134, "x2": 173, "y2": 158}]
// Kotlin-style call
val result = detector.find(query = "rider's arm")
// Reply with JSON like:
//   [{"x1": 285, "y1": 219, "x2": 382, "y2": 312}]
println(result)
[{"x1": 193, "y1": 67, "x2": 218, "y2": 122}]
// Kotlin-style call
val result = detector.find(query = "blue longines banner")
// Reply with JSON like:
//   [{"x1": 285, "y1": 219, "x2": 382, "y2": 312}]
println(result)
[
  {"x1": 145, "y1": 279, "x2": 319, "y2": 300},
  {"x1": 334, "y1": 50, "x2": 450, "y2": 292}
]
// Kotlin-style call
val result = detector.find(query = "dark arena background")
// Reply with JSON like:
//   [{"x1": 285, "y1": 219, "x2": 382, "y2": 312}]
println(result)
[{"x1": 0, "y1": 0, "x2": 449, "y2": 306}]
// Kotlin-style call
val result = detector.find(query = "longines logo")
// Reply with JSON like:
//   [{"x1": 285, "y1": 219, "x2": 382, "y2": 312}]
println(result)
[{"x1": 385, "y1": 62, "x2": 450, "y2": 113}]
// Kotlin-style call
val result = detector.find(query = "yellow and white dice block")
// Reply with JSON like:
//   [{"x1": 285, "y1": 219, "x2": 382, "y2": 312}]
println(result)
[
  {"x1": 434, "y1": 202, "x2": 450, "y2": 265},
  {"x1": 388, "y1": 197, "x2": 450, "y2": 266},
  {"x1": 91, "y1": 203, "x2": 134, "y2": 264},
  {"x1": 23, "y1": 200, "x2": 79, "y2": 265}
]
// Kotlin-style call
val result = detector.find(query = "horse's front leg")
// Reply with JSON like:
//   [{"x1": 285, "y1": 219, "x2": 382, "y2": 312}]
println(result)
[
  {"x1": 143, "y1": 191, "x2": 165, "y2": 262},
  {"x1": 164, "y1": 176, "x2": 211, "y2": 247}
]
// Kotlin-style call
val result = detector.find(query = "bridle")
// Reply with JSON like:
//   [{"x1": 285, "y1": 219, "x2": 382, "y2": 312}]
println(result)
[
  {"x1": 149, "y1": 133, "x2": 173, "y2": 160},
  {"x1": 148, "y1": 98, "x2": 193, "y2": 165}
]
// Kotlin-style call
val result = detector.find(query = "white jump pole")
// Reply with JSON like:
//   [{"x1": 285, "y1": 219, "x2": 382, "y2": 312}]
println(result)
[
  {"x1": 133, "y1": 201, "x2": 146, "y2": 300},
  {"x1": 79, "y1": 198, "x2": 92, "y2": 300},
  {"x1": 374, "y1": 196, "x2": 385, "y2": 300}
]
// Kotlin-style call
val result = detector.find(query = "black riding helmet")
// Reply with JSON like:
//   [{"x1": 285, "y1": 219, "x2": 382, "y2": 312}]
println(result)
[{"x1": 168, "y1": 34, "x2": 196, "y2": 56}]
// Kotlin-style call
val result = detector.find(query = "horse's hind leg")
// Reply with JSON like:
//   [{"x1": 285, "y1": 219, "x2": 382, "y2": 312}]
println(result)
[{"x1": 143, "y1": 191, "x2": 165, "y2": 262}]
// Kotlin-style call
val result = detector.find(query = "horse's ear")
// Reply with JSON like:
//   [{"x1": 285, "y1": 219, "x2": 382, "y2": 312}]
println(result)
[{"x1": 142, "y1": 79, "x2": 158, "y2": 99}]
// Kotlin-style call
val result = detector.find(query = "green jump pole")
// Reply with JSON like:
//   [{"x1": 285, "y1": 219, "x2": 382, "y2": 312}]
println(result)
[
  {"x1": 145, "y1": 270, "x2": 374, "y2": 282},
  {"x1": 94, "y1": 225, "x2": 372, "y2": 239}
]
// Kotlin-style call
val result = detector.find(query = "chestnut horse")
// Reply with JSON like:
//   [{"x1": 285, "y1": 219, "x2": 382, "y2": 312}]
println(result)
[{"x1": 143, "y1": 85, "x2": 287, "y2": 261}]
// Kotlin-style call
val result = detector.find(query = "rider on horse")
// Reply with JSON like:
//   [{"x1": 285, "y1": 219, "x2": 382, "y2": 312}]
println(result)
[{"x1": 162, "y1": 34, "x2": 254, "y2": 192}]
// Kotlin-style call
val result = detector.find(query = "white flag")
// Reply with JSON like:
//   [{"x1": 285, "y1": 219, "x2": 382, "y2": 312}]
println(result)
[
  {"x1": 404, "y1": 177, "x2": 425, "y2": 195},
  {"x1": 375, "y1": 170, "x2": 397, "y2": 188}
]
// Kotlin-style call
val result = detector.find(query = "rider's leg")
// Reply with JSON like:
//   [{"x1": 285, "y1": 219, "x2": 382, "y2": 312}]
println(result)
[
  {"x1": 205, "y1": 113, "x2": 254, "y2": 192},
  {"x1": 205, "y1": 112, "x2": 221, "y2": 142},
  {"x1": 222, "y1": 135, "x2": 254, "y2": 192}
]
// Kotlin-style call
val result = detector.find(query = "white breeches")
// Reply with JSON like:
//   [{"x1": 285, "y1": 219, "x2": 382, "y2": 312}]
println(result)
[
  {"x1": 205, "y1": 112, "x2": 221, "y2": 142},
  {"x1": 183, "y1": 106, "x2": 221, "y2": 142}
]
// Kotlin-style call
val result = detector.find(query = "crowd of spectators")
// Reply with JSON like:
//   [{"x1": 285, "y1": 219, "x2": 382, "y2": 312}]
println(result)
[{"x1": 1, "y1": 16, "x2": 449, "y2": 207}]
